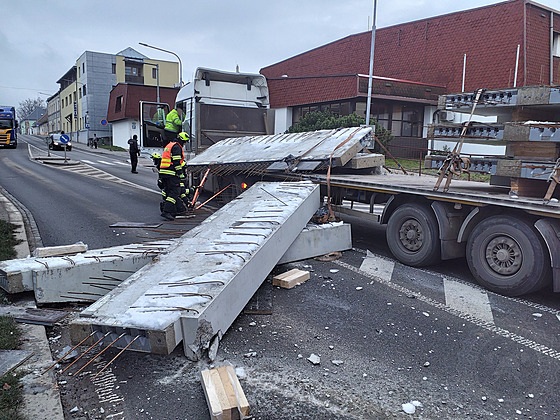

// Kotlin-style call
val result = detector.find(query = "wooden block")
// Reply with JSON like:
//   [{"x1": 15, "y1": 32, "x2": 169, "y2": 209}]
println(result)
[
  {"x1": 201, "y1": 366, "x2": 250, "y2": 420},
  {"x1": 224, "y1": 365, "x2": 250, "y2": 417},
  {"x1": 33, "y1": 243, "x2": 88, "y2": 257},
  {"x1": 201, "y1": 369, "x2": 224, "y2": 420},
  {"x1": 272, "y1": 269, "x2": 310, "y2": 289}
]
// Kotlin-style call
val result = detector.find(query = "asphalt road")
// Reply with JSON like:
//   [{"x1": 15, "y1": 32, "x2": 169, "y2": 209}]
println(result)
[{"x1": 2, "y1": 135, "x2": 560, "y2": 419}]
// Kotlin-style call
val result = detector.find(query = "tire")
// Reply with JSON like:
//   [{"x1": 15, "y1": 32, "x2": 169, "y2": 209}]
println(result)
[
  {"x1": 386, "y1": 203, "x2": 441, "y2": 267},
  {"x1": 466, "y1": 215, "x2": 551, "y2": 296}
]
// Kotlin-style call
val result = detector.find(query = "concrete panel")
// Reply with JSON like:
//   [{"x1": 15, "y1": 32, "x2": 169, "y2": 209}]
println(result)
[
  {"x1": 72, "y1": 182, "x2": 319, "y2": 357},
  {"x1": 277, "y1": 222, "x2": 352, "y2": 264}
]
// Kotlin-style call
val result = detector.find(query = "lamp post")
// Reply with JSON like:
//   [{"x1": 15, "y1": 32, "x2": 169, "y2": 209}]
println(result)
[
  {"x1": 365, "y1": 0, "x2": 377, "y2": 127},
  {"x1": 139, "y1": 42, "x2": 183, "y2": 87}
]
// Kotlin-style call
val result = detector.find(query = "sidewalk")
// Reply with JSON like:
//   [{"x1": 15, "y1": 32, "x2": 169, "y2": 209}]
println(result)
[{"x1": 0, "y1": 187, "x2": 65, "y2": 420}]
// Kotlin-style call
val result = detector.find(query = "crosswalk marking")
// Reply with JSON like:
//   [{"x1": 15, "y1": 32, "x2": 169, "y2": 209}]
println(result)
[
  {"x1": 98, "y1": 160, "x2": 115, "y2": 166},
  {"x1": 444, "y1": 278, "x2": 495, "y2": 325},
  {"x1": 359, "y1": 250, "x2": 395, "y2": 281}
]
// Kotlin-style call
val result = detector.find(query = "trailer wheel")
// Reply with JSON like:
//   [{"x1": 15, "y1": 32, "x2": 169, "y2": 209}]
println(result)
[
  {"x1": 466, "y1": 215, "x2": 550, "y2": 296},
  {"x1": 386, "y1": 203, "x2": 441, "y2": 267}
]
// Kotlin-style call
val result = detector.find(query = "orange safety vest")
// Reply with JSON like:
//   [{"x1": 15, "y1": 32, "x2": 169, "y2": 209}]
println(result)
[{"x1": 159, "y1": 142, "x2": 185, "y2": 176}]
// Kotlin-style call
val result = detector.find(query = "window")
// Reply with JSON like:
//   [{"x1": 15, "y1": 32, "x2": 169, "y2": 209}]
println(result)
[
  {"x1": 152, "y1": 68, "x2": 157, "y2": 79},
  {"x1": 82, "y1": 63, "x2": 85, "y2": 73},
  {"x1": 115, "y1": 95, "x2": 123, "y2": 113},
  {"x1": 125, "y1": 65, "x2": 141, "y2": 76},
  {"x1": 83, "y1": 85, "x2": 86, "y2": 96},
  {"x1": 112, "y1": 63, "x2": 116, "y2": 74},
  {"x1": 554, "y1": 33, "x2": 560, "y2": 57}
]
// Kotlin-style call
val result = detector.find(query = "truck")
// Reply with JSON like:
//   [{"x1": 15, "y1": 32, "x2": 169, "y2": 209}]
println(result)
[
  {"x1": 185, "y1": 123, "x2": 560, "y2": 298},
  {"x1": 138, "y1": 67, "x2": 270, "y2": 157},
  {"x1": 0, "y1": 106, "x2": 18, "y2": 148}
]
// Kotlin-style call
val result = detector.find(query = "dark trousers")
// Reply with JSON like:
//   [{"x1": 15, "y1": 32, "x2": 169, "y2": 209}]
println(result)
[
  {"x1": 130, "y1": 153, "x2": 138, "y2": 172},
  {"x1": 164, "y1": 129, "x2": 178, "y2": 142},
  {"x1": 161, "y1": 175, "x2": 186, "y2": 215}
]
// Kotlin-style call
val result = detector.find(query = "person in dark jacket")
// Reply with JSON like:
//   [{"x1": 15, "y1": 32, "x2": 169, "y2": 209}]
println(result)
[
  {"x1": 158, "y1": 132, "x2": 189, "y2": 220},
  {"x1": 127, "y1": 134, "x2": 140, "y2": 173}
]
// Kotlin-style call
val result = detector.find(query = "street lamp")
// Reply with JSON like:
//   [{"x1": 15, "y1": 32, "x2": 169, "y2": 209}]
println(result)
[{"x1": 139, "y1": 42, "x2": 183, "y2": 87}]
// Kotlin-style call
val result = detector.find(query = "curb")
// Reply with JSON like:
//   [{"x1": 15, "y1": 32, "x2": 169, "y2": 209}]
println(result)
[{"x1": 0, "y1": 187, "x2": 65, "y2": 420}]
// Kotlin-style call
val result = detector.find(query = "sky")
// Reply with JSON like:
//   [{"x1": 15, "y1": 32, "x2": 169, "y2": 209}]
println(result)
[{"x1": 1, "y1": 0, "x2": 558, "y2": 108}]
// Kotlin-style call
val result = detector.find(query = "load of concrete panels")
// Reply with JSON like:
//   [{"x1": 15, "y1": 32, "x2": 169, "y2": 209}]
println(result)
[
  {"x1": 186, "y1": 126, "x2": 383, "y2": 173},
  {"x1": 67, "y1": 182, "x2": 351, "y2": 360},
  {"x1": 430, "y1": 86, "x2": 560, "y2": 198}
]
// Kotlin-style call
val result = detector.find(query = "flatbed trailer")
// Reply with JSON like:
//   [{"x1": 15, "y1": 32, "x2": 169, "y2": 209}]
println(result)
[{"x1": 307, "y1": 172, "x2": 560, "y2": 297}]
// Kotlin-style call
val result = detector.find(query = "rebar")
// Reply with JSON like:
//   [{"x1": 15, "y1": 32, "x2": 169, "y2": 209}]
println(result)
[
  {"x1": 93, "y1": 335, "x2": 141, "y2": 380},
  {"x1": 73, "y1": 333, "x2": 126, "y2": 377},
  {"x1": 42, "y1": 331, "x2": 96, "y2": 375},
  {"x1": 60, "y1": 331, "x2": 111, "y2": 375}
]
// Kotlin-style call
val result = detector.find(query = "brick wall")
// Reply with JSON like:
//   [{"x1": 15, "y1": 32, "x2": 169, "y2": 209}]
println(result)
[{"x1": 262, "y1": 0, "x2": 559, "y2": 93}]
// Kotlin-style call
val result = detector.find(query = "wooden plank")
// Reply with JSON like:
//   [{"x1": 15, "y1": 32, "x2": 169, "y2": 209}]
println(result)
[
  {"x1": 0, "y1": 350, "x2": 33, "y2": 377},
  {"x1": 33, "y1": 244, "x2": 88, "y2": 258},
  {"x1": 224, "y1": 365, "x2": 250, "y2": 417},
  {"x1": 0, "y1": 306, "x2": 67, "y2": 326},
  {"x1": 217, "y1": 367, "x2": 240, "y2": 420},
  {"x1": 210, "y1": 368, "x2": 232, "y2": 420},
  {"x1": 272, "y1": 269, "x2": 310, "y2": 289},
  {"x1": 201, "y1": 369, "x2": 224, "y2": 420}
]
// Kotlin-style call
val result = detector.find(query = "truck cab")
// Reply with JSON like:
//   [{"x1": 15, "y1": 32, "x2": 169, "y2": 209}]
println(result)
[{"x1": 0, "y1": 106, "x2": 18, "y2": 149}]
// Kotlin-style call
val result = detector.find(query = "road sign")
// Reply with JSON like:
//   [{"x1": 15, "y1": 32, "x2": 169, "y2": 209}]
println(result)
[
  {"x1": 60, "y1": 134, "x2": 70, "y2": 144},
  {"x1": 101, "y1": 119, "x2": 108, "y2": 126}
]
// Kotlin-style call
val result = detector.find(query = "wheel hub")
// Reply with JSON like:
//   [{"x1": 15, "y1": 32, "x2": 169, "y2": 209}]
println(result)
[
  {"x1": 485, "y1": 236, "x2": 522, "y2": 275},
  {"x1": 399, "y1": 219, "x2": 423, "y2": 252}
]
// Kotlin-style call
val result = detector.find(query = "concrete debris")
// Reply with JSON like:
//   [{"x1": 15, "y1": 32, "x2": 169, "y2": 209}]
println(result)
[{"x1": 307, "y1": 354, "x2": 321, "y2": 365}]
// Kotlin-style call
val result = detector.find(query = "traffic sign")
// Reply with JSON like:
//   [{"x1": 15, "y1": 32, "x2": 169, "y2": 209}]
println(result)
[
  {"x1": 60, "y1": 134, "x2": 70, "y2": 144},
  {"x1": 101, "y1": 119, "x2": 108, "y2": 126}
]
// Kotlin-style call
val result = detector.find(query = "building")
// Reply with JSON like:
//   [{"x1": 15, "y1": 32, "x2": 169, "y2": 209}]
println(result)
[
  {"x1": 106, "y1": 83, "x2": 179, "y2": 150},
  {"x1": 19, "y1": 107, "x2": 46, "y2": 135},
  {"x1": 46, "y1": 92, "x2": 61, "y2": 134},
  {"x1": 55, "y1": 47, "x2": 179, "y2": 145},
  {"x1": 37, "y1": 112, "x2": 49, "y2": 136},
  {"x1": 261, "y1": 0, "x2": 560, "y2": 157}
]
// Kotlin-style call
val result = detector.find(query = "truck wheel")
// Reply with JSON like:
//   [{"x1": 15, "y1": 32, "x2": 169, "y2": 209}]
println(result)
[
  {"x1": 386, "y1": 203, "x2": 441, "y2": 267},
  {"x1": 466, "y1": 215, "x2": 551, "y2": 296}
]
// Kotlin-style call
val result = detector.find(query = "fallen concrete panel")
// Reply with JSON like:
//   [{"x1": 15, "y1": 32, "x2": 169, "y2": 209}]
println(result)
[
  {"x1": 71, "y1": 182, "x2": 319, "y2": 358},
  {"x1": 0, "y1": 242, "x2": 173, "y2": 300},
  {"x1": 277, "y1": 222, "x2": 352, "y2": 264}
]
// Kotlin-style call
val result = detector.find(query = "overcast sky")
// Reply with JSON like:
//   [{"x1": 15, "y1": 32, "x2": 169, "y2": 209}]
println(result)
[{"x1": 1, "y1": 0, "x2": 558, "y2": 108}]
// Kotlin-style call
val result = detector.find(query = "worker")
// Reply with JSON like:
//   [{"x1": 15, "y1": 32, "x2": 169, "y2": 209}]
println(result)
[
  {"x1": 164, "y1": 103, "x2": 185, "y2": 142},
  {"x1": 153, "y1": 106, "x2": 166, "y2": 127},
  {"x1": 158, "y1": 131, "x2": 189, "y2": 220}
]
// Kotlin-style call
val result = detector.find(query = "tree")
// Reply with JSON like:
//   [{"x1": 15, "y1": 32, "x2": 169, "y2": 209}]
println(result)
[
  {"x1": 17, "y1": 97, "x2": 46, "y2": 120},
  {"x1": 286, "y1": 110, "x2": 394, "y2": 153}
]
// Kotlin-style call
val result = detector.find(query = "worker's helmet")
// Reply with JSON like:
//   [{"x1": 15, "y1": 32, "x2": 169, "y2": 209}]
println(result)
[
  {"x1": 151, "y1": 152, "x2": 161, "y2": 159},
  {"x1": 177, "y1": 132, "x2": 190, "y2": 143}
]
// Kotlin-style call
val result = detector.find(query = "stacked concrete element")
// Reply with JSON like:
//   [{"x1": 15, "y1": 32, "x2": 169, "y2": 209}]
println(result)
[
  {"x1": 431, "y1": 86, "x2": 560, "y2": 198},
  {"x1": 70, "y1": 182, "x2": 320, "y2": 359}
]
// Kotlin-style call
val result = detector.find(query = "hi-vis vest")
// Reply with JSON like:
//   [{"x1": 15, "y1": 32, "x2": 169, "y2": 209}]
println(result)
[{"x1": 159, "y1": 142, "x2": 185, "y2": 176}]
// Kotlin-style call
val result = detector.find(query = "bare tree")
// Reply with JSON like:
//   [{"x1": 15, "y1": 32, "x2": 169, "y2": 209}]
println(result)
[{"x1": 18, "y1": 97, "x2": 46, "y2": 120}]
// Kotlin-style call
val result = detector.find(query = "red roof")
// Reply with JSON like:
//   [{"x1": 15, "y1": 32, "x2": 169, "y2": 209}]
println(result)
[{"x1": 107, "y1": 84, "x2": 179, "y2": 122}]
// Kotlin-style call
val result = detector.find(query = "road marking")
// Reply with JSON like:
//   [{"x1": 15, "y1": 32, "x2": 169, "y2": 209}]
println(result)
[
  {"x1": 98, "y1": 160, "x2": 115, "y2": 166},
  {"x1": 337, "y1": 256, "x2": 560, "y2": 362},
  {"x1": 81, "y1": 159, "x2": 96, "y2": 165},
  {"x1": 359, "y1": 250, "x2": 394, "y2": 281},
  {"x1": 443, "y1": 278, "x2": 495, "y2": 325}
]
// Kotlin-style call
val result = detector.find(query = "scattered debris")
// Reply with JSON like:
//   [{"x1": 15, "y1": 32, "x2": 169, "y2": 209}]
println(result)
[
  {"x1": 200, "y1": 365, "x2": 250, "y2": 420},
  {"x1": 56, "y1": 346, "x2": 78, "y2": 362},
  {"x1": 0, "y1": 306, "x2": 67, "y2": 326},
  {"x1": 33, "y1": 242, "x2": 88, "y2": 257},
  {"x1": 331, "y1": 360, "x2": 344, "y2": 366},
  {"x1": 272, "y1": 269, "x2": 310, "y2": 289},
  {"x1": 307, "y1": 354, "x2": 321, "y2": 365},
  {"x1": 314, "y1": 252, "x2": 342, "y2": 262},
  {"x1": 329, "y1": 269, "x2": 339, "y2": 274},
  {"x1": 532, "y1": 313, "x2": 543, "y2": 318}
]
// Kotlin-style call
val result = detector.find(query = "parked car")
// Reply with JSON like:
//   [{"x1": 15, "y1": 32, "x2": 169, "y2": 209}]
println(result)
[{"x1": 48, "y1": 134, "x2": 72, "y2": 151}]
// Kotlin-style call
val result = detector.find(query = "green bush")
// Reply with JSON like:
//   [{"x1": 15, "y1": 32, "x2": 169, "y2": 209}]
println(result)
[{"x1": 286, "y1": 110, "x2": 393, "y2": 153}]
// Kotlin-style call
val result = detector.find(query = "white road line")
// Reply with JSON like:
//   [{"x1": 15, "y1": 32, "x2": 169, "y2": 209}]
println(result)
[
  {"x1": 338, "y1": 258, "x2": 560, "y2": 362},
  {"x1": 98, "y1": 160, "x2": 115, "y2": 166},
  {"x1": 112, "y1": 161, "x2": 129, "y2": 166},
  {"x1": 359, "y1": 250, "x2": 395, "y2": 281},
  {"x1": 444, "y1": 278, "x2": 495, "y2": 325},
  {"x1": 81, "y1": 160, "x2": 96, "y2": 165}
]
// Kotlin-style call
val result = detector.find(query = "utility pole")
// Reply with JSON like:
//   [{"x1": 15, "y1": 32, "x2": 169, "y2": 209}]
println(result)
[
  {"x1": 365, "y1": 0, "x2": 377, "y2": 127},
  {"x1": 139, "y1": 42, "x2": 183, "y2": 87}
]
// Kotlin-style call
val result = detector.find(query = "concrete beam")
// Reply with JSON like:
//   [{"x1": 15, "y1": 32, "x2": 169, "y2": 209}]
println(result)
[{"x1": 71, "y1": 182, "x2": 319, "y2": 357}]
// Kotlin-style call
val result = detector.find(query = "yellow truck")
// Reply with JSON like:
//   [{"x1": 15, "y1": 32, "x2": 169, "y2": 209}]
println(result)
[{"x1": 0, "y1": 106, "x2": 18, "y2": 148}]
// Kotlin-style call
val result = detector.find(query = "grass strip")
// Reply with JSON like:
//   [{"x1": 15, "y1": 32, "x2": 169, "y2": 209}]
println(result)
[
  {"x1": 0, "y1": 220, "x2": 22, "y2": 262},
  {"x1": 0, "y1": 316, "x2": 24, "y2": 420}
]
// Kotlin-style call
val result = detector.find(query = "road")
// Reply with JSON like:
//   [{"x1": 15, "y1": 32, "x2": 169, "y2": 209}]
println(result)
[{"x1": 2, "y1": 135, "x2": 560, "y2": 419}]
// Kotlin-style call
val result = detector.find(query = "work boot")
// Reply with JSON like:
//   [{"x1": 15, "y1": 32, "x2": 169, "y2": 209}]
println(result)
[{"x1": 161, "y1": 212, "x2": 174, "y2": 221}]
